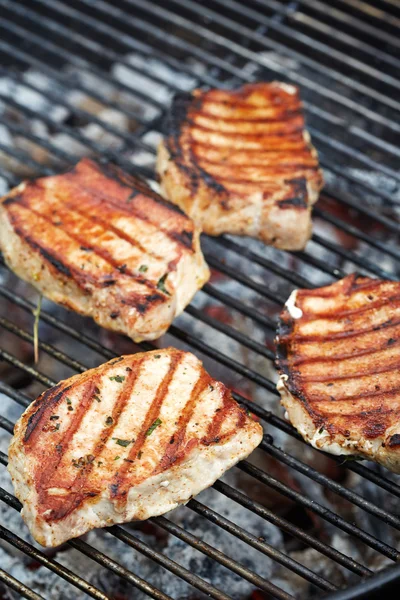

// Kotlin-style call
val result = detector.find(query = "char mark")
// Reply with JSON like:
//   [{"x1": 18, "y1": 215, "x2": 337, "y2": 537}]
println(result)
[
  {"x1": 24, "y1": 384, "x2": 65, "y2": 443},
  {"x1": 82, "y1": 158, "x2": 186, "y2": 217},
  {"x1": 277, "y1": 197, "x2": 308, "y2": 209},
  {"x1": 27, "y1": 236, "x2": 72, "y2": 278},
  {"x1": 110, "y1": 352, "x2": 184, "y2": 498},
  {"x1": 170, "y1": 229, "x2": 193, "y2": 250},
  {"x1": 388, "y1": 434, "x2": 400, "y2": 448}
]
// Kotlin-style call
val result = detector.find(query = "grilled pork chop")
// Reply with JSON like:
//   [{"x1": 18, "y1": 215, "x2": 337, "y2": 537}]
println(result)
[
  {"x1": 8, "y1": 348, "x2": 263, "y2": 547},
  {"x1": 0, "y1": 158, "x2": 209, "y2": 342},
  {"x1": 275, "y1": 274, "x2": 400, "y2": 472},
  {"x1": 157, "y1": 82, "x2": 324, "y2": 250}
]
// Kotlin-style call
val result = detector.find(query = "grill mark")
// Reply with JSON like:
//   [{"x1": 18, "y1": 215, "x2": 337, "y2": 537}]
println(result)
[
  {"x1": 15, "y1": 196, "x2": 159, "y2": 294},
  {"x1": 58, "y1": 194, "x2": 165, "y2": 262},
  {"x1": 192, "y1": 143, "x2": 310, "y2": 155},
  {"x1": 189, "y1": 123, "x2": 305, "y2": 138},
  {"x1": 301, "y1": 360, "x2": 400, "y2": 383},
  {"x1": 110, "y1": 351, "x2": 184, "y2": 498},
  {"x1": 194, "y1": 109, "x2": 303, "y2": 123},
  {"x1": 202, "y1": 386, "x2": 234, "y2": 446},
  {"x1": 89, "y1": 158, "x2": 186, "y2": 217},
  {"x1": 46, "y1": 361, "x2": 145, "y2": 522},
  {"x1": 284, "y1": 316, "x2": 400, "y2": 343},
  {"x1": 290, "y1": 336, "x2": 400, "y2": 366},
  {"x1": 296, "y1": 277, "x2": 382, "y2": 299},
  {"x1": 10, "y1": 220, "x2": 108, "y2": 292},
  {"x1": 278, "y1": 197, "x2": 308, "y2": 209},
  {"x1": 24, "y1": 384, "x2": 65, "y2": 444},
  {"x1": 296, "y1": 292, "x2": 400, "y2": 321},
  {"x1": 60, "y1": 178, "x2": 194, "y2": 253},
  {"x1": 36, "y1": 379, "x2": 98, "y2": 517},
  {"x1": 195, "y1": 155, "x2": 318, "y2": 168},
  {"x1": 154, "y1": 372, "x2": 212, "y2": 475}
]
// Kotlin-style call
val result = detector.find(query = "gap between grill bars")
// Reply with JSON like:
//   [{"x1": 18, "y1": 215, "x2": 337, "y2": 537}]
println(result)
[{"x1": 0, "y1": 1, "x2": 400, "y2": 599}]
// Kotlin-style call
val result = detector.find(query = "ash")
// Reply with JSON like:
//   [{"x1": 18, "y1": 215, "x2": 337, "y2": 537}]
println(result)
[{"x1": 0, "y1": 32, "x2": 399, "y2": 600}]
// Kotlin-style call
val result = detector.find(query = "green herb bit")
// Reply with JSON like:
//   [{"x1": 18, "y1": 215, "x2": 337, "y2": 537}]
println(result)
[
  {"x1": 137, "y1": 450, "x2": 143, "y2": 459},
  {"x1": 32, "y1": 294, "x2": 42, "y2": 364},
  {"x1": 139, "y1": 264, "x2": 148, "y2": 273},
  {"x1": 146, "y1": 418, "x2": 162, "y2": 437},
  {"x1": 114, "y1": 455, "x2": 120, "y2": 461},
  {"x1": 124, "y1": 458, "x2": 134, "y2": 463},
  {"x1": 154, "y1": 354, "x2": 161, "y2": 359},
  {"x1": 157, "y1": 273, "x2": 170, "y2": 295},
  {"x1": 318, "y1": 426, "x2": 325, "y2": 434},
  {"x1": 126, "y1": 366, "x2": 132, "y2": 372},
  {"x1": 94, "y1": 386, "x2": 101, "y2": 394},
  {"x1": 94, "y1": 395, "x2": 102, "y2": 403},
  {"x1": 112, "y1": 438, "x2": 132, "y2": 447},
  {"x1": 109, "y1": 375, "x2": 125, "y2": 383},
  {"x1": 209, "y1": 384, "x2": 214, "y2": 391},
  {"x1": 105, "y1": 416, "x2": 114, "y2": 426},
  {"x1": 66, "y1": 398, "x2": 72, "y2": 405},
  {"x1": 50, "y1": 415, "x2": 59, "y2": 421},
  {"x1": 98, "y1": 461, "x2": 103, "y2": 467},
  {"x1": 68, "y1": 406, "x2": 73, "y2": 412},
  {"x1": 51, "y1": 423, "x2": 61, "y2": 432}
]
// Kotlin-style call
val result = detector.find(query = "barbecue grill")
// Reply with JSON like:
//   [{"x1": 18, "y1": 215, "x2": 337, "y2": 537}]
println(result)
[{"x1": 0, "y1": 1, "x2": 400, "y2": 598}]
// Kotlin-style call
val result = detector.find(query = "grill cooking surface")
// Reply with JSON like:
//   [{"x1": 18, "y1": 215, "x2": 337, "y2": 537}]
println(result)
[{"x1": 0, "y1": 1, "x2": 400, "y2": 599}]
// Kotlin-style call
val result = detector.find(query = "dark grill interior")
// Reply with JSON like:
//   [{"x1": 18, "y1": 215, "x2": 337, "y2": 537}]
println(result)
[{"x1": 0, "y1": 1, "x2": 400, "y2": 599}]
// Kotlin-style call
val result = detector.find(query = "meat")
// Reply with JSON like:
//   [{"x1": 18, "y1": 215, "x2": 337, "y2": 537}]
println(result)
[
  {"x1": 275, "y1": 274, "x2": 400, "y2": 473},
  {"x1": 8, "y1": 347, "x2": 263, "y2": 547},
  {"x1": 0, "y1": 158, "x2": 210, "y2": 342},
  {"x1": 157, "y1": 82, "x2": 324, "y2": 250}
]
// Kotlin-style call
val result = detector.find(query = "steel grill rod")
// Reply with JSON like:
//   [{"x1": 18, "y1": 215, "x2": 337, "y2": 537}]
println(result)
[
  {"x1": 121, "y1": 0, "x2": 400, "y2": 116},
  {"x1": 203, "y1": 0, "x2": 400, "y2": 88},
  {"x1": 1, "y1": 5, "x2": 399, "y2": 217},
  {"x1": 299, "y1": 0, "x2": 400, "y2": 47},
  {"x1": 265, "y1": 0, "x2": 400, "y2": 67},
  {"x1": 0, "y1": 568, "x2": 45, "y2": 600},
  {"x1": 0, "y1": 525, "x2": 111, "y2": 600},
  {"x1": 339, "y1": 0, "x2": 400, "y2": 25}
]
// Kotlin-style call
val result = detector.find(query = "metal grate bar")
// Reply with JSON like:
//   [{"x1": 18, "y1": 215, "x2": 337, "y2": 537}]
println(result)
[
  {"x1": 260, "y1": 439, "x2": 400, "y2": 530},
  {"x1": 264, "y1": 0, "x2": 400, "y2": 68},
  {"x1": 213, "y1": 480, "x2": 371, "y2": 577},
  {"x1": 298, "y1": 0, "x2": 400, "y2": 47},
  {"x1": 0, "y1": 568, "x2": 45, "y2": 600},
  {"x1": 206, "y1": 0, "x2": 400, "y2": 88},
  {"x1": 124, "y1": 0, "x2": 400, "y2": 115},
  {"x1": 237, "y1": 461, "x2": 400, "y2": 561},
  {"x1": 0, "y1": 525, "x2": 111, "y2": 600}
]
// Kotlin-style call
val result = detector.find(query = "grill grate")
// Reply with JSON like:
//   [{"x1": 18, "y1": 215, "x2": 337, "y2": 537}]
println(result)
[{"x1": 0, "y1": 1, "x2": 400, "y2": 599}]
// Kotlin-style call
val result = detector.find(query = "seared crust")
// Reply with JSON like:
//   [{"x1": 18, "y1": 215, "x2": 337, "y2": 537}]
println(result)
[
  {"x1": 0, "y1": 159, "x2": 210, "y2": 342},
  {"x1": 8, "y1": 348, "x2": 263, "y2": 546},
  {"x1": 157, "y1": 83, "x2": 324, "y2": 250},
  {"x1": 275, "y1": 275, "x2": 400, "y2": 472}
]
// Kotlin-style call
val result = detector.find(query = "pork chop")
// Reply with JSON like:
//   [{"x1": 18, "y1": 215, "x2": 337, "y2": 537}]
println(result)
[
  {"x1": 157, "y1": 82, "x2": 323, "y2": 250},
  {"x1": 275, "y1": 274, "x2": 400, "y2": 473},
  {"x1": 0, "y1": 158, "x2": 210, "y2": 342},
  {"x1": 8, "y1": 348, "x2": 263, "y2": 546}
]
